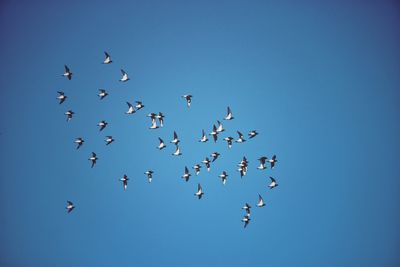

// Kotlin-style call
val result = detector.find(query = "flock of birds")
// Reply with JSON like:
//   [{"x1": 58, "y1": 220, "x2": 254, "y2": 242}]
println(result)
[{"x1": 58, "y1": 52, "x2": 279, "y2": 228}]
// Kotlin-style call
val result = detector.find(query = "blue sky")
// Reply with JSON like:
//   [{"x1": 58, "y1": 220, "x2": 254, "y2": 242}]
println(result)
[{"x1": 0, "y1": 1, "x2": 399, "y2": 266}]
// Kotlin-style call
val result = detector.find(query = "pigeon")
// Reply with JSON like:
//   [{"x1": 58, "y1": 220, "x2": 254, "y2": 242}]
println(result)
[
  {"x1": 88, "y1": 152, "x2": 98, "y2": 168},
  {"x1": 209, "y1": 124, "x2": 218, "y2": 143},
  {"x1": 218, "y1": 171, "x2": 228, "y2": 185},
  {"x1": 170, "y1": 131, "x2": 180, "y2": 145},
  {"x1": 224, "y1": 106, "x2": 234, "y2": 120},
  {"x1": 242, "y1": 214, "x2": 250, "y2": 228},
  {"x1": 65, "y1": 110, "x2": 74, "y2": 122},
  {"x1": 181, "y1": 166, "x2": 191, "y2": 182},
  {"x1": 216, "y1": 120, "x2": 225, "y2": 133},
  {"x1": 202, "y1": 157, "x2": 211, "y2": 171},
  {"x1": 182, "y1": 95, "x2": 192, "y2": 107},
  {"x1": 145, "y1": 170, "x2": 154, "y2": 183},
  {"x1": 223, "y1": 136, "x2": 233, "y2": 149},
  {"x1": 135, "y1": 101, "x2": 145, "y2": 110},
  {"x1": 74, "y1": 137, "x2": 84, "y2": 149},
  {"x1": 268, "y1": 155, "x2": 278, "y2": 169},
  {"x1": 119, "y1": 69, "x2": 129, "y2": 82},
  {"x1": 248, "y1": 130, "x2": 258, "y2": 139},
  {"x1": 57, "y1": 91, "x2": 67, "y2": 104},
  {"x1": 157, "y1": 112, "x2": 165, "y2": 127},
  {"x1": 193, "y1": 164, "x2": 201, "y2": 175},
  {"x1": 257, "y1": 157, "x2": 267, "y2": 170},
  {"x1": 126, "y1": 102, "x2": 136, "y2": 114},
  {"x1": 242, "y1": 203, "x2": 251, "y2": 215},
  {"x1": 199, "y1": 129, "x2": 208, "y2": 143},
  {"x1": 66, "y1": 201, "x2": 75, "y2": 213},
  {"x1": 98, "y1": 120, "x2": 108, "y2": 131},
  {"x1": 211, "y1": 152, "x2": 220, "y2": 162},
  {"x1": 103, "y1": 51, "x2": 112, "y2": 64},
  {"x1": 157, "y1": 137, "x2": 167, "y2": 150},
  {"x1": 62, "y1": 65, "x2": 72, "y2": 80},
  {"x1": 172, "y1": 145, "x2": 182, "y2": 156},
  {"x1": 257, "y1": 194, "x2": 265, "y2": 207},
  {"x1": 98, "y1": 89, "x2": 108, "y2": 100},
  {"x1": 105, "y1": 136, "x2": 114, "y2": 145},
  {"x1": 120, "y1": 174, "x2": 129, "y2": 190},
  {"x1": 268, "y1": 176, "x2": 278, "y2": 189},
  {"x1": 235, "y1": 131, "x2": 246, "y2": 143},
  {"x1": 194, "y1": 183, "x2": 204, "y2": 199}
]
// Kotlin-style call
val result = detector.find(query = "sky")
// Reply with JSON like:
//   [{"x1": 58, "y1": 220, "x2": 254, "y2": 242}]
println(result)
[{"x1": 0, "y1": 0, "x2": 399, "y2": 266}]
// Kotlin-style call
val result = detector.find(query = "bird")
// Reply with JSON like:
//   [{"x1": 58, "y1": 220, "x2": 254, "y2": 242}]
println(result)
[
  {"x1": 209, "y1": 124, "x2": 218, "y2": 143},
  {"x1": 182, "y1": 95, "x2": 192, "y2": 107},
  {"x1": 202, "y1": 157, "x2": 211, "y2": 171},
  {"x1": 98, "y1": 89, "x2": 108, "y2": 100},
  {"x1": 192, "y1": 164, "x2": 201, "y2": 175},
  {"x1": 103, "y1": 51, "x2": 112, "y2": 64},
  {"x1": 119, "y1": 69, "x2": 129, "y2": 82},
  {"x1": 235, "y1": 131, "x2": 246, "y2": 143},
  {"x1": 62, "y1": 65, "x2": 72, "y2": 80},
  {"x1": 74, "y1": 137, "x2": 84, "y2": 149},
  {"x1": 257, "y1": 156, "x2": 267, "y2": 170},
  {"x1": 237, "y1": 157, "x2": 249, "y2": 178},
  {"x1": 145, "y1": 170, "x2": 154, "y2": 183},
  {"x1": 268, "y1": 176, "x2": 278, "y2": 189},
  {"x1": 268, "y1": 155, "x2": 277, "y2": 169},
  {"x1": 119, "y1": 174, "x2": 129, "y2": 190},
  {"x1": 248, "y1": 130, "x2": 258, "y2": 139},
  {"x1": 66, "y1": 201, "x2": 75, "y2": 213},
  {"x1": 98, "y1": 120, "x2": 108, "y2": 131},
  {"x1": 211, "y1": 152, "x2": 220, "y2": 162},
  {"x1": 218, "y1": 171, "x2": 228, "y2": 185},
  {"x1": 65, "y1": 110, "x2": 74, "y2": 122},
  {"x1": 194, "y1": 183, "x2": 204, "y2": 199},
  {"x1": 149, "y1": 119, "x2": 159, "y2": 129},
  {"x1": 148, "y1": 113, "x2": 158, "y2": 129},
  {"x1": 135, "y1": 101, "x2": 145, "y2": 110},
  {"x1": 199, "y1": 129, "x2": 208, "y2": 143},
  {"x1": 88, "y1": 152, "x2": 98, "y2": 168},
  {"x1": 257, "y1": 194, "x2": 265, "y2": 207},
  {"x1": 224, "y1": 106, "x2": 234, "y2": 120},
  {"x1": 105, "y1": 136, "x2": 114, "y2": 145},
  {"x1": 182, "y1": 166, "x2": 191, "y2": 182},
  {"x1": 157, "y1": 137, "x2": 166, "y2": 150},
  {"x1": 57, "y1": 91, "x2": 67, "y2": 104},
  {"x1": 172, "y1": 145, "x2": 182, "y2": 156},
  {"x1": 216, "y1": 120, "x2": 224, "y2": 133},
  {"x1": 223, "y1": 136, "x2": 233, "y2": 149},
  {"x1": 126, "y1": 102, "x2": 136, "y2": 114},
  {"x1": 242, "y1": 214, "x2": 250, "y2": 228},
  {"x1": 170, "y1": 131, "x2": 180, "y2": 145},
  {"x1": 157, "y1": 112, "x2": 165, "y2": 127},
  {"x1": 242, "y1": 203, "x2": 251, "y2": 215}
]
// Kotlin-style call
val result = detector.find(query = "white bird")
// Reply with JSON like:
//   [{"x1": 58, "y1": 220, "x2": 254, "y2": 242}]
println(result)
[
  {"x1": 257, "y1": 156, "x2": 267, "y2": 170},
  {"x1": 126, "y1": 102, "x2": 136, "y2": 114},
  {"x1": 182, "y1": 166, "x2": 191, "y2": 182},
  {"x1": 193, "y1": 164, "x2": 201, "y2": 175},
  {"x1": 242, "y1": 203, "x2": 251, "y2": 214},
  {"x1": 103, "y1": 51, "x2": 112, "y2": 64},
  {"x1": 105, "y1": 136, "x2": 114, "y2": 145},
  {"x1": 66, "y1": 201, "x2": 75, "y2": 213},
  {"x1": 242, "y1": 214, "x2": 250, "y2": 228},
  {"x1": 88, "y1": 152, "x2": 98, "y2": 168},
  {"x1": 182, "y1": 95, "x2": 192, "y2": 107},
  {"x1": 202, "y1": 157, "x2": 211, "y2": 171},
  {"x1": 145, "y1": 170, "x2": 154, "y2": 183},
  {"x1": 119, "y1": 175, "x2": 129, "y2": 190},
  {"x1": 223, "y1": 136, "x2": 233, "y2": 149},
  {"x1": 157, "y1": 137, "x2": 167, "y2": 150},
  {"x1": 257, "y1": 194, "x2": 265, "y2": 207},
  {"x1": 98, "y1": 120, "x2": 108, "y2": 131},
  {"x1": 218, "y1": 171, "x2": 228, "y2": 185},
  {"x1": 194, "y1": 183, "x2": 204, "y2": 199},
  {"x1": 119, "y1": 69, "x2": 129, "y2": 82},
  {"x1": 199, "y1": 129, "x2": 208, "y2": 143},
  {"x1": 65, "y1": 110, "x2": 74, "y2": 122},
  {"x1": 268, "y1": 176, "x2": 278, "y2": 189},
  {"x1": 62, "y1": 65, "x2": 72, "y2": 80},
  {"x1": 216, "y1": 120, "x2": 224, "y2": 133},
  {"x1": 209, "y1": 124, "x2": 218, "y2": 143},
  {"x1": 74, "y1": 137, "x2": 84, "y2": 149},
  {"x1": 98, "y1": 89, "x2": 108, "y2": 100},
  {"x1": 57, "y1": 91, "x2": 67, "y2": 104},
  {"x1": 170, "y1": 131, "x2": 180, "y2": 145},
  {"x1": 248, "y1": 130, "x2": 258, "y2": 139},
  {"x1": 172, "y1": 145, "x2": 182, "y2": 156},
  {"x1": 235, "y1": 131, "x2": 246, "y2": 143},
  {"x1": 224, "y1": 106, "x2": 234, "y2": 120}
]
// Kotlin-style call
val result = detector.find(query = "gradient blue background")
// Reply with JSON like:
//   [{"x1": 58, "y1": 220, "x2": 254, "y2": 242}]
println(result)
[{"x1": 1, "y1": 1, "x2": 399, "y2": 266}]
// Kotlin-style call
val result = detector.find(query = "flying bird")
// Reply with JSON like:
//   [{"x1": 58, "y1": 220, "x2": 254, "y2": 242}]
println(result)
[
  {"x1": 216, "y1": 120, "x2": 224, "y2": 133},
  {"x1": 88, "y1": 152, "x2": 98, "y2": 168},
  {"x1": 257, "y1": 194, "x2": 265, "y2": 207},
  {"x1": 65, "y1": 110, "x2": 74, "y2": 122},
  {"x1": 268, "y1": 176, "x2": 278, "y2": 189},
  {"x1": 235, "y1": 131, "x2": 246, "y2": 143},
  {"x1": 103, "y1": 51, "x2": 112, "y2": 64},
  {"x1": 157, "y1": 112, "x2": 165, "y2": 127},
  {"x1": 194, "y1": 183, "x2": 204, "y2": 199},
  {"x1": 218, "y1": 171, "x2": 228, "y2": 185},
  {"x1": 62, "y1": 65, "x2": 72, "y2": 80},
  {"x1": 172, "y1": 145, "x2": 182, "y2": 156},
  {"x1": 192, "y1": 164, "x2": 201, "y2": 175},
  {"x1": 149, "y1": 119, "x2": 159, "y2": 129},
  {"x1": 148, "y1": 113, "x2": 158, "y2": 129},
  {"x1": 135, "y1": 101, "x2": 145, "y2": 110},
  {"x1": 126, "y1": 102, "x2": 136, "y2": 114},
  {"x1": 105, "y1": 136, "x2": 114, "y2": 145},
  {"x1": 57, "y1": 91, "x2": 67, "y2": 104},
  {"x1": 170, "y1": 131, "x2": 180, "y2": 145},
  {"x1": 257, "y1": 156, "x2": 267, "y2": 170},
  {"x1": 74, "y1": 137, "x2": 84, "y2": 149},
  {"x1": 202, "y1": 157, "x2": 211, "y2": 171},
  {"x1": 98, "y1": 89, "x2": 108, "y2": 100},
  {"x1": 66, "y1": 201, "x2": 75, "y2": 213},
  {"x1": 119, "y1": 69, "x2": 129, "y2": 82},
  {"x1": 182, "y1": 95, "x2": 192, "y2": 107},
  {"x1": 211, "y1": 152, "x2": 220, "y2": 162},
  {"x1": 242, "y1": 214, "x2": 250, "y2": 228},
  {"x1": 157, "y1": 137, "x2": 167, "y2": 150},
  {"x1": 199, "y1": 129, "x2": 208, "y2": 143},
  {"x1": 268, "y1": 155, "x2": 277, "y2": 169},
  {"x1": 120, "y1": 174, "x2": 129, "y2": 190},
  {"x1": 182, "y1": 166, "x2": 191, "y2": 182},
  {"x1": 242, "y1": 203, "x2": 251, "y2": 215},
  {"x1": 248, "y1": 130, "x2": 258, "y2": 139},
  {"x1": 145, "y1": 170, "x2": 154, "y2": 183},
  {"x1": 209, "y1": 124, "x2": 218, "y2": 143},
  {"x1": 223, "y1": 136, "x2": 233, "y2": 149},
  {"x1": 224, "y1": 106, "x2": 234, "y2": 120},
  {"x1": 98, "y1": 120, "x2": 108, "y2": 131}
]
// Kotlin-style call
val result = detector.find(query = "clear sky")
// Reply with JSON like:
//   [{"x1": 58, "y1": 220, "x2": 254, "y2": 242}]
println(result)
[{"x1": 0, "y1": 1, "x2": 399, "y2": 266}]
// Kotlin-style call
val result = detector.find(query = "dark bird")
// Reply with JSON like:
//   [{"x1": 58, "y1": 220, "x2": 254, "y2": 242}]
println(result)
[
  {"x1": 223, "y1": 136, "x2": 233, "y2": 149},
  {"x1": 65, "y1": 110, "x2": 74, "y2": 122},
  {"x1": 257, "y1": 194, "x2": 265, "y2": 207},
  {"x1": 248, "y1": 130, "x2": 258, "y2": 139},
  {"x1": 242, "y1": 214, "x2": 250, "y2": 228},
  {"x1": 126, "y1": 102, "x2": 136, "y2": 114},
  {"x1": 242, "y1": 203, "x2": 251, "y2": 215},
  {"x1": 120, "y1": 174, "x2": 129, "y2": 190},
  {"x1": 194, "y1": 183, "x2": 204, "y2": 199},
  {"x1": 74, "y1": 137, "x2": 84, "y2": 149},
  {"x1": 119, "y1": 69, "x2": 129, "y2": 82},
  {"x1": 202, "y1": 157, "x2": 211, "y2": 172},
  {"x1": 157, "y1": 112, "x2": 165, "y2": 127},
  {"x1": 134, "y1": 101, "x2": 144, "y2": 110},
  {"x1": 257, "y1": 156, "x2": 267, "y2": 170},
  {"x1": 62, "y1": 65, "x2": 72, "y2": 80},
  {"x1": 88, "y1": 152, "x2": 98, "y2": 168},
  {"x1": 269, "y1": 176, "x2": 278, "y2": 189},
  {"x1": 98, "y1": 89, "x2": 108, "y2": 100},
  {"x1": 182, "y1": 166, "x2": 191, "y2": 182},
  {"x1": 268, "y1": 155, "x2": 277, "y2": 169},
  {"x1": 105, "y1": 136, "x2": 114, "y2": 145},
  {"x1": 170, "y1": 131, "x2": 180, "y2": 145},
  {"x1": 193, "y1": 164, "x2": 201, "y2": 175},
  {"x1": 199, "y1": 129, "x2": 208, "y2": 143},
  {"x1": 148, "y1": 113, "x2": 159, "y2": 129},
  {"x1": 235, "y1": 131, "x2": 246, "y2": 143},
  {"x1": 145, "y1": 170, "x2": 154, "y2": 183},
  {"x1": 182, "y1": 94, "x2": 192, "y2": 107},
  {"x1": 209, "y1": 124, "x2": 218, "y2": 143},
  {"x1": 98, "y1": 120, "x2": 108, "y2": 131},
  {"x1": 157, "y1": 137, "x2": 167, "y2": 150},
  {"x1": 218, "y1": 171, "x2": 228, "y2": 185},
  {"x1": 66, "y1": 201, "x2": 75, "y2": 213},
  {"x1": 211, "y1": 152, "x2": 220, "y2": 162},
  {"x1": 224, "y1": 106, "x2": 234, "y2": 120},
  {"x1": 57, "y1": 91, "x2": 67, "y2": 104},
  {"x1": 103, "y1": 51, "x2": 112, "y2": 64}
]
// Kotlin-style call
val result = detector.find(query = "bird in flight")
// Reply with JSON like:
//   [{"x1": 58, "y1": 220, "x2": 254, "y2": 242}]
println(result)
[
  {"x1": 98, "y1": 89, "x2": 108, "y2": 100},
  {"x1": 74, "y1": 137, "x2": 84, "y2": 149},
  {"x1": 126, "y1": 102, "x2": 136, "y2": 114},
  {"x1": 242, "y1": 214, "x2": 250, "y2": 228},
  {"x1": 172, "y1": 145, "x2": 182, "y2": 156},
  {"x1": 194, "y1": 183, "x2": 204, "y2": 199},
  {"x1": 103, "y1": 51, "x2": 112, "y2": 64},
  {"x1": 157, "y1": 112, "x2": 165, "y2": 127},
  {"x1": 66, "y1": 201, "x2": 75, "y2": 213},
  {"x1": 235, "y1": 131, "x2": 246, "y2": 143},
  {"x1": 224, "y1": 106, "x2": 234, "y2": 120},
  {"x1": 120, "y1": 174, "x2": 129, "y2": 190},
  {"x1": 88, "y1": 152, "x2": 98, "y2": 168},
  {"x1": 182, "y1": 95, "x2": 192, "y2": 107},
  {"x1": 170, "y1": 131, "x2": 180, "y2": 145},
  {"x1": 157, "y1": 137, "x2": 167, "y2": 150},
  {"x1": 98, "y1": 120, "x2": 108, "y2": 131},
  {"x1": 182, "y1": 166, "x2": 191, "y2": 182},
  {"x1": 248, "y1": 130, "x2": 258, "y2": 139},
  {"x1": 105, "y1": 136, "x2": 114, "y2": 145},
  {"x1": 268, "y1": 155, "x2": 277, "y2": 169},
  {"x1": 257, "y1": 194, "x2": 265, "y2": 207},
  {"x1": 218, "y1": 171, "x2": 228, "y2": 185},
  {"x1": 192, "y1": 164, "x2": 201, "y2": 175},
  {"x1": 268, "y1": 176, "x2": 278, "y2": 189},
  {"x1": 65, "y1": 110, "x2": 74, "y2": 122},
  {"x1": 202, "y1": 157, "x2": 211, "y2": 172},
  {"x1": 62, "y1": 65, "x2": 72, "y2": 80},
  {"x1": 209, "y1": 124, "x2": 218, "y2": 143},
  {"x1": 216, "y1": 120, "x2": 224, "y2": 133},
  {"x1": 119, "y1": 69, "x2": 129, "y2": 82},
  {"x1": 242, "y1": 203, "x2": 251, "y2": 215},
  {"x1": 145, "y1": 170, "x2": 154, "y2": 183},
  {"x1": 57, "y1": 91, "x2": 67, "y2": 104},
  {"x1": 135, "y1": 101, "x2": 145, "y2": 110},
  {"x1": 223, "y1": 136, "x2": 233, "y2": 149},
  {"x1": 257, "y1": 156, "x2": 267, "y2": 170},
  {"x1": 211, "y1": 152, "x2": 220, "y2": 162},
  {"x1": 199, "y1": 129, "x2": 208, "y2": 143}
]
